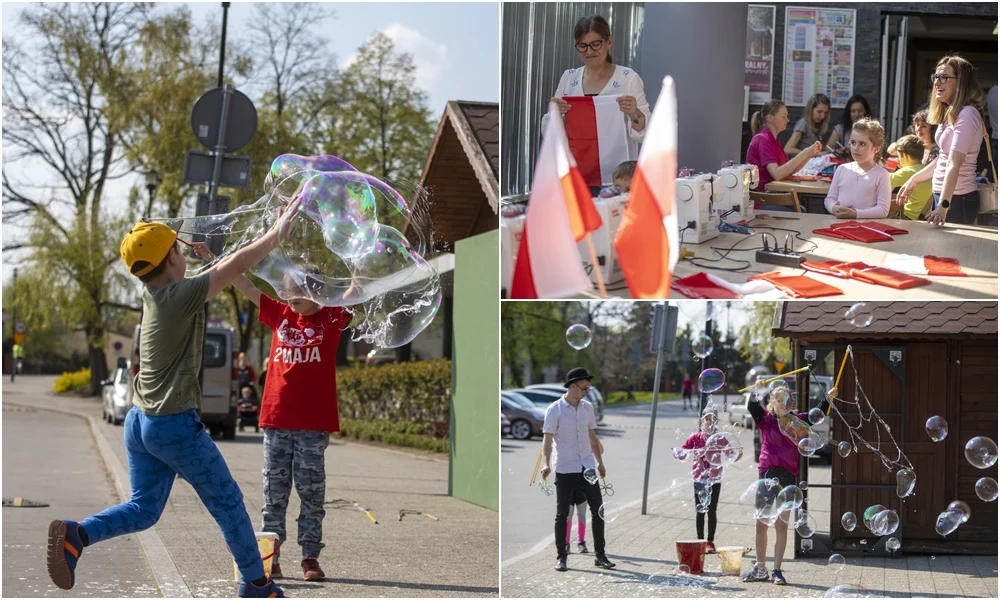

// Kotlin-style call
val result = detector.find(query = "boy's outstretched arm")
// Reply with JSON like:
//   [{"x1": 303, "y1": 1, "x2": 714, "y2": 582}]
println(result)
[
  {"x1": 189, "y1": 243, "x2": 263, "y2": 307},
  {"x1": 203, "y1": 204, "x2": 297, "y2": 300}
]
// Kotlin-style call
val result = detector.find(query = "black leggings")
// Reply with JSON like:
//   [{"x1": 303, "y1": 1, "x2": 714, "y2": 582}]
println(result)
[
  {"x1": 934, "y1": 191, "x2": 981, "y2": 225},
  {"x1": 554, "y1": 471, "x2": 605, "y2": 560},
  {"x1": 693, "y1": 483, "x2": 722, "y2": 542}
]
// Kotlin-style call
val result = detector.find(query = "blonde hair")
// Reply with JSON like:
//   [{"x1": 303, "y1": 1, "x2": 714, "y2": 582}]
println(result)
[
  {"x1": 766, "y1": 387, "x2": 792, "y2": 415},
  {"x1": 929, "y1": 55, "x2": 985, "y2": 127},
  {"x1": 751, "y1": 99, "x2": 786, "y2": 135},
  {"x1": 803, "y1": 93, "x2": 832, "y2": 137},
  {"x1": 851, "y1": 117, "x2": 885, "y2": 151}
]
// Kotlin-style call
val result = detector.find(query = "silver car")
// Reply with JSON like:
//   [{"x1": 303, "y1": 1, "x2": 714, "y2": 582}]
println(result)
[
  {"x1": 101, "y1": 358, "x2": 131, "y2": 425},
  {"x1": 523, "y1": 383, "x2": 604, "y2": 422},
  {"x1": 501, "y1": 391, "x2": 547, "y2": 440}
]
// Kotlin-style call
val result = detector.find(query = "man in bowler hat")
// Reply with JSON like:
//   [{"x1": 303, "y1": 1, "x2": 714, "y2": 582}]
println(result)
[{"x1": 540, "y1": 367, "x2": 615, "y2": 572}]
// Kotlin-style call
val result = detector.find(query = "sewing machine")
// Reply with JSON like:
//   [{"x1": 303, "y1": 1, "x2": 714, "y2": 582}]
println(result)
[
  {"x1": 577, "y1": 194, "x2": 627, "y2": 286},
  {"x1": 675, "y1": 173, "x2": 721, "y2": 244},
  {"x1": 717, "y1": 163, "x2": 758, "y2": 223}
]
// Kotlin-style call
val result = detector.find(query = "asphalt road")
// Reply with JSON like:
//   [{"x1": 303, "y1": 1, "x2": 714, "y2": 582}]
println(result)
[{"x1": 501, "y1": 395, "x2": 754, "y2": 563}]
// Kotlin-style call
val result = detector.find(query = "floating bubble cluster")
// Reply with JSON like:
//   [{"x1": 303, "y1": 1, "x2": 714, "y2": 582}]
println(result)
[
  {"x1": 171, "y1": 154, "x2": 440, "y2": 349},
  {"x1": 862, "y1": 505, "x2": 886, "y2": 532},
  {"x1": 566, "y1": 324, "x2": 593, "y2": 350},
  {"x1": 964, "y1": 436, "x2": 998, "y2": 469},
  {"x1": 925, "y1": 416, "x2": 948, "y2": 441}
]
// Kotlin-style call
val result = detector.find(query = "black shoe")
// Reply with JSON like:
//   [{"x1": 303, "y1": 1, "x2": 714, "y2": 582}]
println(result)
[
  {"x1": 594, "y1": 555, "x2": 616, "y2": 569},
  {"x1": 577, "y1": 541, "x2": 589, "y2": 554},
  {"x1": 555, "y1": 558, "x2": 568, "y2": 572}
]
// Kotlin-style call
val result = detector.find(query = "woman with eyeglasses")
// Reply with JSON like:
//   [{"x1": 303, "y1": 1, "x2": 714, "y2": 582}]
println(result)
[
  {"x1": 897, "y1": 55, "x2": 986, "y2": 226},
  {"x1": 545, "y1": 15, "x2": 650, "y2": 161}
]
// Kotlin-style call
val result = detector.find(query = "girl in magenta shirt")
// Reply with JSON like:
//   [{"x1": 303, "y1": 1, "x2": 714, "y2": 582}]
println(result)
[
  {"x1": 898, "y1": 55, "x2": 986, "y2": 226},
  {"x1": 745, "y1": 100, "x2": 822, "y2": 209}
]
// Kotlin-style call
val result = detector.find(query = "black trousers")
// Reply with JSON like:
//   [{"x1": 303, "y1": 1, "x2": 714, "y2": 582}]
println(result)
[
  {"x1": 934, "y1": 191, "x2": 981, "y2": 225},
  {"x1": 694, "y1": 483, "x2": 722, "y2": 542},
  {"x1": 554, "y1": 471, "x2": 605, "y2": 559}
]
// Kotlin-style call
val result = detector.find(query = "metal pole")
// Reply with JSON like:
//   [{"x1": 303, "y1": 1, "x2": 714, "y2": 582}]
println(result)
[
  {"x1": 10, "y1": 268, "x2": 17, "y2": 382},
  {"x1": 723, "y1": 301, "x2": 731, "y2": 411},
  {"x1": 218, "y1": 2, "x2": 230, "y2": 88},
  {"x1": 207, "y1": 86, "x2": 232, "y2": 202},
  {"x1": 641, "y1": 302, "x2": 669, "y2": 515},
  {"x1": 700, "y1": 303, "x2": 712, "y2": 415}
]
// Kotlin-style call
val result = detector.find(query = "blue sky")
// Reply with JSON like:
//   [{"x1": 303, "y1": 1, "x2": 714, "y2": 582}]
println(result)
[{"x1": 1, "y1": 2, "x2": 498, "y2": 279}]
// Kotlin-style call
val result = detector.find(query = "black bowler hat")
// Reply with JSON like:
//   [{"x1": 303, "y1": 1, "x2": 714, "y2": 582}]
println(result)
[{"x1": 564, "y1": 367, "x2": 595, "y2": 388}]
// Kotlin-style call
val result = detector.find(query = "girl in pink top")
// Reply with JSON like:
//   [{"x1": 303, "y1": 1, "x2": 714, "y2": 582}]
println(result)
[
  {"x1": 898, "y1": 54, "x2": 986, "y2": 226},
  {"x1": 745, "y1": 100, "x2": 822, "y2": 208},
  {"x1": 823, "y1": 118, "x2": 891, "y2": 219}
]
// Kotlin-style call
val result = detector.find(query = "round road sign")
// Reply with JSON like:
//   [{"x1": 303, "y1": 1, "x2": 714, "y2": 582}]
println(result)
[{"x1": 190, "y1": 87, "x2": 258, "y2": 152}]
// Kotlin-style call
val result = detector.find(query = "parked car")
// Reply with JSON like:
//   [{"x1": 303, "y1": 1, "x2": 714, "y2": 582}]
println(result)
[
  {"x1": 727, "y1": 392, "x2": 754, "y2": 429},
  {"x1": 101, "y1": 357, "x2": 131, "y2": 425},
  {"x1": 501, "y1": 412, "x2": 511, "y2": 437},
  {"x1": 501, "y1": 391, "x2": 546, "y2": 440},
  {"x1": 130, "y1": 324, "x2": 240, "y2": 440},
  {"x1": 511, "y1": 387, "x2": 565, "y2": 407},
  {"x1": 523, "y1": 383, "x2": 605, "y2": 422}
]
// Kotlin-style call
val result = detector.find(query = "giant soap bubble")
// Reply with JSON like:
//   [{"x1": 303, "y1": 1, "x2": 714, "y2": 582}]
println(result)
[{"x1": 170, "y1": 154, "x2": 441, "y2": 349}]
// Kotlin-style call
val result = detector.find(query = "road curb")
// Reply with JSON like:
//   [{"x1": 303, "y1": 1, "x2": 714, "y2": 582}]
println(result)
[{"x1": 5, "y1": 400, "x2": 193, "y2": 598}]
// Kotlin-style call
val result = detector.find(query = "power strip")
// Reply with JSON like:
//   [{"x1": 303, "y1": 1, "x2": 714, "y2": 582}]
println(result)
[{"x1": 756, "y1": 249, "x2": 804, "y2": 268}]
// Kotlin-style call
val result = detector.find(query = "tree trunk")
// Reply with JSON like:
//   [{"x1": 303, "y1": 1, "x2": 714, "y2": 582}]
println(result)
[{"x1": 87, "y1": 327, "x2": 109, "y2": 396}]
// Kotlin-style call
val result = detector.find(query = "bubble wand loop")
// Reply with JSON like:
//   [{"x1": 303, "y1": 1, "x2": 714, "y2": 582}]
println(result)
[{"x1": 737, "y1": 365, "x2": 811, "y2": 393}]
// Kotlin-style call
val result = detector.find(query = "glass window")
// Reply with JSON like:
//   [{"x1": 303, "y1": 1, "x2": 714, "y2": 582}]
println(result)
[{"x1": 204, "y1": 334, "x2": 227, "y2": 368}]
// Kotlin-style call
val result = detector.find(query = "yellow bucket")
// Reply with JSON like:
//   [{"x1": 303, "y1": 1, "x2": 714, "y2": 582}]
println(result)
[
  {"x1": 717, "y1": 546, "x2": 744, "y2": 575},
  {"x1": 233, "y1": 532, "x2": 280, "y2": 582}
]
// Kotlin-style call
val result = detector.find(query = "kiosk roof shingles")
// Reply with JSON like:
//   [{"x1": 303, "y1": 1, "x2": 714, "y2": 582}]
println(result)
[{"x1": 774, "y1": 301, "x2": 998, "y2": 337}]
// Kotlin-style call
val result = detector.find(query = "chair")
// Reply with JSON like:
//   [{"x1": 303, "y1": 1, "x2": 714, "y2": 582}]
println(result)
[{"x1": 750, "y1": 191, "x2": 801, "y2": 213}]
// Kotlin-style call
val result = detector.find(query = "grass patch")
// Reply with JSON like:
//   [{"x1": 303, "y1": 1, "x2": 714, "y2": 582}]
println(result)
[
  {"x1": 606, "y1": 391, "x2": 683, "y2": 405},
  {"x1": 337, "y1": 419, "x2": 449, "y2": 453}
]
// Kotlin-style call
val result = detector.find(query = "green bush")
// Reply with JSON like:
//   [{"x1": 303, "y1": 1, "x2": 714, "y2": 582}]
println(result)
[
  {"x1": 338, "y1": 419, "x2": 449, "y2": 453},
  {"x1": 54, "y1": 368, "x2": 91, "y2": 394},
  {"x1": 338, "y1": 359, "x2": 451, "y2": 436}
]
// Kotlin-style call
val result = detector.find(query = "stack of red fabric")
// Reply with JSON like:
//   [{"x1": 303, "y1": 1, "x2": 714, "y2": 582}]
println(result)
[
  {"x1": 746, "y1": 272, "x2": 843, "y2": 298},
  {"x1": 801, "y1": 260, "x2": 930, "y2": 289},
  {"x1": 813, "y1": 221, "x2": 908, "y2": 243}
]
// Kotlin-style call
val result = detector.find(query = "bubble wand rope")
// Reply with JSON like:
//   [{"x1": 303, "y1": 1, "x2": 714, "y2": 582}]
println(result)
[
  {"x1": 737, "y1": 365, "x2": 811, "y2": 393},
  {"x1": 530, "y1": 448, "x2": 543, "y2": 486},
  {"x1": 828, "y1": 345, "x2": 852, "y2": 415}
]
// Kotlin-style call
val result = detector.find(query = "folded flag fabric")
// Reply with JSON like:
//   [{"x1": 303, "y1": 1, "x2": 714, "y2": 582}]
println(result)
[
  {"x1": 746, "y1": 272, "x2": 844, "y2": 298},
  {"x1": 812, "y1": 225, "x2": 894, "y2": 243},
  {"x1": 564, "y1": 95, "x2": 630, "y2": 188},
  {"x1": 510, "y1": 103, "x2": 603, "y2": 299},
  {"x1": 670, "y1": 272, "x2": 783, "y2": 299},
  {"x1": 849, "y1": 266, "x2": 930, "y2": 289},
  {"x1": 801, "y1": 260, "x2": 849, "y2": 278},
  {"x1": 830, "y1": 220, "x2": 908, "y2": 235},
  {"x1": 884, "y1": 254, "x2": 965, "y2": 277}
]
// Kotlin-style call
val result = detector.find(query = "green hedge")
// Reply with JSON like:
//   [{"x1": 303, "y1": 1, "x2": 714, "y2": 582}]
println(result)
[
  {"x1": 54, "y1": 368, "x2": 91, "y2": 394},
  {"x1": 338, "y1": 359, "x2": 451, "y2": 437},
  {"x1": 338, "y1": 419, "x2": 449, "y2": 453}
]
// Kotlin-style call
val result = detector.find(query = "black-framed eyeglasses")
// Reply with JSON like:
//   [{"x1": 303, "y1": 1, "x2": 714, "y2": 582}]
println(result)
[
  {"x1": 573, "y1": 382, "x2": 591, "y2": 392},
  {"x1": 931, "y1": 74, "x2": 955, "y2": 85},
  {"x1": 575, "y1": 40, "x2": 605, "y2": 53}
]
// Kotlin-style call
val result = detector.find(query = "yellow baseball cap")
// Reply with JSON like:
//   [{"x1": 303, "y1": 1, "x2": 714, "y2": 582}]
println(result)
[{"x1": 120, "y1": 221, "x2": 178, "y2": 277}]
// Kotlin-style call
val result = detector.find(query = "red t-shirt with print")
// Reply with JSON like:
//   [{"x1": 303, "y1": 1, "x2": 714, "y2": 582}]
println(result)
[{"x1": 258, "y1": 294, "x2": 350, "y2": 432}]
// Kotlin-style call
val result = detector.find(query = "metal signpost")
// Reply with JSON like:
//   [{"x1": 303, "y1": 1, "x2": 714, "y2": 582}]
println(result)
[{"x1": 641, "y1": 302, "x2": 678, "y2": 515}]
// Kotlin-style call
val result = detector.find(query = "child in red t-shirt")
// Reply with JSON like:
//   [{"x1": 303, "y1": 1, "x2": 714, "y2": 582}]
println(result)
[{"x1": 233, "y1": 269, "x2": 351, "y2": 582}]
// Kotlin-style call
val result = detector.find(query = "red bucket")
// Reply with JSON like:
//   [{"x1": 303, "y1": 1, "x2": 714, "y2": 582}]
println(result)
[{"x1": 675, "y1": 540, "x2": 707, "y2": 574}]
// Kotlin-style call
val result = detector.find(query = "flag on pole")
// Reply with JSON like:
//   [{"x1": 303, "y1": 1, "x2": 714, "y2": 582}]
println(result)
[
  {"x1": 614, "y1": 76, "x2": 680, "y2": 299},
  {"x1": 564, "y1": 96, "x2": 631, "y2": 188},
  {"x1": 510, "y1": 103, "x2": 603, "y2": 299}
]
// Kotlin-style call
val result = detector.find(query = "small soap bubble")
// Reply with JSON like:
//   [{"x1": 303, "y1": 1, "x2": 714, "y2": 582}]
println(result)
[
  {"x1": 896, "y1": 468, "x2": 916, "y2": 498},
  {"x1": 778, "y1": 485, "x2": 804, "y2": 512},
  {"x1": 797, "y1": 437, "x2": 824, "y2": 457},
  {"x1": 844, "y1": 302, "x2": 874, "y2": 327},
  {"x1": 798, "y1": 480, "x2": 808, "y2": 491},
  {"x1": 935, "y1": 510, "x2": 962, "y2": 537},
  {"x1": 841, "y1": 512, "x2": 857, "y2": 532},
  {"x1": 808, "y1": 407, "x2": 826, "y2": 425},
  {"x1": 975, "y1": 477, "x2": 998, "y2": 502},
  {"x1": 583, "y1": 468, "x2": 599, "y2": 485},
  {"x1": 838, "y1": 441, "x2": 852, "y2": 457},
  {"x1": 947, "y1": 500, "x2": 971, "y2": 523},
  {"x1": 825, "y1": 584, "x2": 871, "y2": 598},
  {"x1": 795, "y1": 511, "x2": 816, "y2": 538},
  {"x1": 677, "y1": 564, "x2": 691, "y2": 576},
  {"x1": 964, "y1": 436, "x2": 998, "y2": 469},
  {"x1": 599, "y1": 501, "x2": 620, "y2": 522},
  {"x1": 886, "y1": 537, "x2": 901, "y2": 552},
  {"x1": 566, "y1": 324, "x2": 593, "y2": 350},
  {"x1": 827, "y1": 554, "x2": 846, "y2": 572},
  {"x1": 872, "y1": 510, "x2": 900, "y2": 536},
  {"x1": 692, "y1": 334, "x2": 714, "y2": 359},
  {"x1": 925, "y1": 416, "x2": 948, "y2": 441},
  {"x1": 698, "y1": 368, "x2": 726, "y2": 394}
]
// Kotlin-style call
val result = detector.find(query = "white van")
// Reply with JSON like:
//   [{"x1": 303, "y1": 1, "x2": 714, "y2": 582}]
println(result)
[{"x1": 130, "y1": 324, "x2": 240, "y2": 439}]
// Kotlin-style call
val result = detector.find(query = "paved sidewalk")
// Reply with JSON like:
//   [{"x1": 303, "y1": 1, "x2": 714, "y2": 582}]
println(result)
[
  {"x1": 501, "y1": 457, "x2": 997, "y2": 598},
  {"x1": 4, "y1": 376, "x2": 498, "y2": 598}
]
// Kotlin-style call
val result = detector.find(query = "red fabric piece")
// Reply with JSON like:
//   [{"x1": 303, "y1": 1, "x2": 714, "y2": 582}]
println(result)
[
  {"x1": 829, "y1": 226, "x2": 894, "y2": 243},
  {"x1": 830, "y1": 221, "x2": 908, "y2": 235},
  {"x1": 670, "y1": 273, "x2": 742, "y2": 299},
  {"x1": 801, "y1": 260, "x2": 850, "y2": 278},
  {"x1": 258, "y1": 294, "x2": 351, "y2": 432},
  {"x1": 813, "y1": 227, "x2": 850, "y2": 240},
  {"x1": 830, "y1": 262, "x2": 872, "y2": 277},
  {"x1": 563, "y1": 97, "x2": 602, "y2": 187},
  {"x1": 849, "y1": 266, "x2": 931, "y2": 289},
  {"x1": 924, "y1": 255, "x2": 965, "y2": 277},
  {"x1": 747, "y1": 272, "x2": 844, "y2": 298}
]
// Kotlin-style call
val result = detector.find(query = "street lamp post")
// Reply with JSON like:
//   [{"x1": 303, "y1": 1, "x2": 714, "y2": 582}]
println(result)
[{"x1": 143, "y1": 170, "x2": 161, "y2": 219}]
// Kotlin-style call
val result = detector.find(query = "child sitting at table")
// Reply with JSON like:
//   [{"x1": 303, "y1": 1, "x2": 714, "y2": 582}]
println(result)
[
  {"x1": 890, "y1": 135, "x2": 933, "y2": 220},
  {"x1": 823, "y1": 118, "x2": 891, "y2": 219},
  {"x1": 613, "y1": 160, "x2": 636, "y2": 193}
]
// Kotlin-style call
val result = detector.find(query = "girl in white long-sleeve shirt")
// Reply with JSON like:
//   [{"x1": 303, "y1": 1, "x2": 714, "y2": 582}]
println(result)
[
  {"x1": 542, "y1": 15, "x2": 651, "y2": 160},
  {"x1": 824, "y1": 118, "x2": 891, "y2": 219}
]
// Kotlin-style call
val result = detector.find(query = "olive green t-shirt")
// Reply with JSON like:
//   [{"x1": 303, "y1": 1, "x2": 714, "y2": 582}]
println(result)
[{"x1": 130, "y1": 274, "x2": 210, "y2": 416}]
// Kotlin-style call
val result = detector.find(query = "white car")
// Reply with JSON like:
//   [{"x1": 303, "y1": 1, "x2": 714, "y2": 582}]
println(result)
[
  {"x1": 101, "y1": 358, "x2": 131, "y2": 425},
  {"x1": 727, "y1": 392, "x2": 755, "y2": 429},
  {"x1": 523, "y1": 383, "x2": 604, "y2": 422}
]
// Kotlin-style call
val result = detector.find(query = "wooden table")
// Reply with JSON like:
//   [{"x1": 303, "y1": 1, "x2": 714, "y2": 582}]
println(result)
[
  {"x1": 765, "y1": 180, "x2": 831, "y2": 213},
  {"x1": 603, "y1": 211, "x2": 998, "y2": 299}
]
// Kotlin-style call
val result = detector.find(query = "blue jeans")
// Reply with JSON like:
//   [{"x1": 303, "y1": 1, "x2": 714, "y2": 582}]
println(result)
[{"x1": 81, "y1": 409, "x2": 264, "y2": 581}]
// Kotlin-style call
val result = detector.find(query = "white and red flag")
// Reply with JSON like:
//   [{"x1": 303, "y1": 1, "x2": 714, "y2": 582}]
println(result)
[
  {"x1": 614, "y1": 76, "x2": 680, "y2": 299},
  {"x1": 564, "y1": 96, "x2": 630, "y2": 188},
  {"x1": 884, "y1": 254, "x2": 966, "y2": 277},
  {"x1": 510, "y1": 103, "x2": 603, "y2": 299}
]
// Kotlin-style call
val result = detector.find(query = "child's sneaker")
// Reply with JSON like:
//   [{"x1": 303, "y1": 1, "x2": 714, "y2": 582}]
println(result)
[
  {"x1": 704, "y1": 541, "x2": 716, "y2": 554},
  {"x1": 741, "y1": 563, "x2": 769, "y2": 583},
  {"x1": 237, "y1": 577, "x2": 286, "y2": 598},
  {"x1": 47, "y1": 519, "x2": 84, "y2": 590},
  {"x1": 270, "y1": 560, "x2": 282, "y2": 579},
  {"x1": 771, "y1": 568, "x2": 787, "y2": 585},
  {"x1": 302, "y1": 556, "x2": 325, "y2": 581},
  {"x1": 577, "y1": 540, "x2": 589, "y2": 554}
]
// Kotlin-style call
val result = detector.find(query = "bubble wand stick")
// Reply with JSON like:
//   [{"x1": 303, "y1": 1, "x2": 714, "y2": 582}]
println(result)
[
  {"x1": 530, "y1": 449, "x2": 543, "y2": 486},
  {"x1": 353, "y1": 502, "x2": 378, "y2": 525},
  {"x1": 737, "y1": 365, "x2": 811, "y2": 393},
  {"x1": 827, "y1": 345, "x2": 852, "y2": 415}
]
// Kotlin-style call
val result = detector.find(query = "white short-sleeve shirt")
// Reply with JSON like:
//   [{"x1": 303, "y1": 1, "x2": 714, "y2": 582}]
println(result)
[{"x1": 543, "y1": 396, "x2": 598, "y2": 474}]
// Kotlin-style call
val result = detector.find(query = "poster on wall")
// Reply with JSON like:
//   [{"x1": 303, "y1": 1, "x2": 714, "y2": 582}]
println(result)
[
  {"x1": 745, "y1": 5, "x2": 776, "y2": 105},
  {"x1": 782, "y1": 6, "x2": 856, "y2": 108}
]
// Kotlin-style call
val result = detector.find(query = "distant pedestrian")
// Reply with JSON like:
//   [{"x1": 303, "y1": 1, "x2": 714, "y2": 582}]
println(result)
[
  {"x1": 679, "y1": 408, "x2": 742, "y2": 554},
  {"x1": 236, "y1": 352, "x2": 256, "y2": 392},
  {"x1": 541, "y1": 367, "x2": 615, "y2": 572},
  {"x1": 682, "y1": 375, "x2": 693, "y2": 411}
]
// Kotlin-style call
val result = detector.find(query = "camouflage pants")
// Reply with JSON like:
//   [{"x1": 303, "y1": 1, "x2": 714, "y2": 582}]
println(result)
[{"x1": 261, "y1": 428, "x2": 330, "y2": 559}]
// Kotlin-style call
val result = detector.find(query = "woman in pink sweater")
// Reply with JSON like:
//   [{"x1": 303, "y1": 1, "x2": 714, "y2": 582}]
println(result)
[{"x1": 823, "y1": 118, "x2": 891, "y2": 219}]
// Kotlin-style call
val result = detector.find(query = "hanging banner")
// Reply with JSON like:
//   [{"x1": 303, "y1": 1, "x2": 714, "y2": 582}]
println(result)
[
  {"x1": 745, "y1": 5, "x2": 776, "y2": 105},
  {"x1": 782, "y1": 6, "x2": 857, "y2": 108}
]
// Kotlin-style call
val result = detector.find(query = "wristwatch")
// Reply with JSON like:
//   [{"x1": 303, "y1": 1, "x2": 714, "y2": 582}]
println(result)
[{"x1": 939, "y1": 199, "x2": 951, "y2": 209}]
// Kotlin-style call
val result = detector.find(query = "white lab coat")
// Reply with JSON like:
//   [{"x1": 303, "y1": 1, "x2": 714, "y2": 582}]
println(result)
[{"x1": 543, "y1": 64, "x2": 652, "y2": 160}]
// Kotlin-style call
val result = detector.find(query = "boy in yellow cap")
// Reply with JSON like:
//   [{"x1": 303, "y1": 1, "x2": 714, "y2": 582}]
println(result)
[{"x1": 47, "y1": 212, "x2": 295, "y2": 598}]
